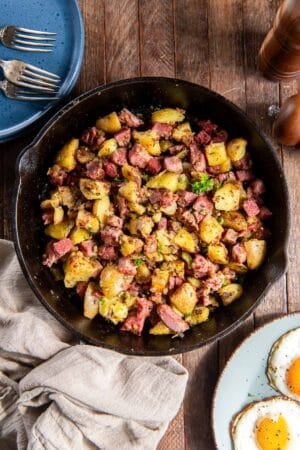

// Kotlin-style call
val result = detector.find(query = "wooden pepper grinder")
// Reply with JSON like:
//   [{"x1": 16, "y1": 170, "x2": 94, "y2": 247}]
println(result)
[{"x1": 258, "y1": 0, "x2": 300, "y2": 81}]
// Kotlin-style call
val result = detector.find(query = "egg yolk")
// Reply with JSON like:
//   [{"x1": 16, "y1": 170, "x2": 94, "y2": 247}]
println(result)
[
  {"x1": 256, "y1": 415, "x2": 289, "y2": 450},
  {"x1": 286, "y1": 357, "x2": 300, "y2": 397}
]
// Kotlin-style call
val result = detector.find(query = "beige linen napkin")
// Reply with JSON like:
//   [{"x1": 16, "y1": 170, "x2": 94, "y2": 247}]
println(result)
[{"x1": 0, "y1": 240, "x2": 188, "y2": 450}]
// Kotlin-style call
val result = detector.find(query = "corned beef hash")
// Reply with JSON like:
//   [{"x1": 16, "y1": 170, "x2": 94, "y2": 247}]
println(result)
[{"x1": 41, "y1": 107, "x2": 272, "y2": 336}]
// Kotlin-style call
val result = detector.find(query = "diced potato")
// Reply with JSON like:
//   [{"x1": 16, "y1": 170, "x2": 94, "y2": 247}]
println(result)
[
  {"x1": 199, "y1": 216, "x2": 224, "y2": 244},
  {"x1": 187, "y1": 277, "x2": 201, "y2": 289},
  {"x1": 136, "y1": 263, "x2": 151, "y2": 284},
  {"x1": 155, "y1": 229, "x2": 173, "y2": 255},
  {"x1": 76, "y1": 209, "x2": 99, "y2": 233},
  {"x1": 132, "y1": 130, "x2": 161, "y2": 156},
  {"x1": 170, "y1": 282, "x2": 197, "y2": 315},
  {"x1": 222, "y1": 211, "x2": 248, "y2": 231},
  {"x1": 228, "y1": 262, "x2": 248, "y2": 274},
  {"x1": 149, "y1": 321, "x2": 173, "y2": 335},
  {"x1": 146, "y1": 171, "x2": 179, "y2": 192},
  {"x1": 76, "y1": 147, "x2": 95, "y2": 164},
  {"x1": 120, "y1": 235, "x2": 143, "y2": 256},
  {"x1": 160, "y1": 140, "x2": 172, "y2": 152},
  {"x1": 173, "y1": 260, "x2": 185, "y2": 278},
  {"x1": 151, "y1": 269, "x2": 169, "y2": 293},
  {"x1": 69, "y1": 227, "x2": 91, "y2": 245},
  {"x1": 128, "y1": 202, "x2": 146, "y2": 215},
  {"x1": 98, "y1": 138, "x2": 118, "y2": 157},
  {"x1": 45, "y1": 220, "x2": 74, "y2": 240},
  {"x1": 127, "y1": 215, "x2": 138, "y2": 235},
  {"x1": 58, "y1": 186, "x2": 77, "y2": 209},
  {"x1": 152, "y1": 211, "x2": 162, "y2": 223},
  {"x1": 92, "y1": 195, "x2": 110, "y2": 224},
  {"x1": 177, "y1": 174, "x2": 189, "y2": 190},
  {"x1": 79, "y1": 179, "x2": 109, "y2": 200},
  {"x1": 172, "y1": 122, "x2": 194, "y2": 144},
  {"x1": 99, "y1": 297, "x2": 128, "y2": 325},
  {"x1": 181, "y1": 251, "x2": 193, "y2": 267},
  {"x1": 100, "y1": 265, "x2": 128, "y2": 298},
  {"x1": 136, "y1": 216, "x2": 154, "y2": 238},
  {"x1": 83, "y1": 281, "x2": 99, "y2": 319},
  {"x1": 186, "y1": 306, "x2": 210, "y2": 326},
  {"x1": 227, "y1": 138, "x2": 247, "y2": 162},
  {"x1": 40, "y1": 190, "x2": 61, "y2": 209},
  {"x1": 160, "y1": 202, "x2": 177, "y2": 216},
  {"x1": 219, "y1": 157, "x2": 232, "y2": 173},
  {"x1": 96, "y1": 111, "x2": 122, "y2": 134},
  {"x1": 55, "y1": 138, "x2": 79, "y2": 171},
  {"x1": 174, "y1": 228, "x2": 197, "y2": 253},
  {"x1": 151, "y1": 108, "x2": 185, "y2": 124},
  {"x1": 205, "y1": 142, "x2": 228, "y2": 166},
  {"x1": 213, "y1": 182, "x2": 241, "y2": 211},
  {"x1": 53, "y1": 206, "x2": 64, "y2": 225},
  {"x1": 207, "y1": 243, "x2": 229, "y2": 264},
  {"x1": 121, "y1": 164, "x2": 141, "y2": 184},
  {"x1": 218, "y1": 283, "x2": 243, "y2": 305},
  {"x1": 64, "y1": 251, "x2": 100, "y2": 288},
  {"x1": 119, "y1": 181, "x2": 139, "y2": 203},
  {"x1": 122, "y1": 292, "x2": 137, "y2": 309},
  {"x1": 244, "y1": 239, "x2": 267, "y2": 270}
]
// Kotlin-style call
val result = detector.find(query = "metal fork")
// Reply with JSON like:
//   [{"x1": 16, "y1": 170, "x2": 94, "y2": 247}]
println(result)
[
  {"x1": 0, "y1": 25, "x2": 56, "y2": 52},
  {"x1": 0, "y1": 59, "x2": 60, "y2": 92},
  {"x1": 0, "y1": 79, "x2": 59, "y2": 101}
]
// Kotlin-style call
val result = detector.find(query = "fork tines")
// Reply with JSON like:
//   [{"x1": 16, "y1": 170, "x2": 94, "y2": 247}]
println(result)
[
  {"x1": 17, "y1": 88, "x2": 59, "y2": 101},
  {"x1": 21, "y1": 63, "x2": 61, "y2": 91},
  {"x1": 14, "y1": 27, "x2": 56, "y2": 52}
]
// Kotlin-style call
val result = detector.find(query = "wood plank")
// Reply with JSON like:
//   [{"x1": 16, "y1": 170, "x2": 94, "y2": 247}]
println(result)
[
  {"x1": 76, "y1": 0, "x2": 106, "y2": 92},
  {"x1": 139, "y1": 0, "x2": 175, "y2": 77},
  {"x1": 280, "y1": 78, "x2": 300, "y2": 313},
  {"x1": 173, "y1": 1, "x2": 213, "y2": 449},
  {"x1": 105, "y1": 0, "x2": 140, "y2": 81},
  {"x1": 208, "y1": 0, "x2": 246, "y2": 109},
  {"x1": 137, "y1": 3, "x2": 184, "y2": 449},
  {"x1": 174, "y1": 0, "x2": 210, "y2": 84},
  {"x1": 242, "y1": 0, "x2": 287, "y2": 327}
]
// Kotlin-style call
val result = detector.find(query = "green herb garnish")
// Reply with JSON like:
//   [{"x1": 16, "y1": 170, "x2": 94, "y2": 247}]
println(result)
[
  {"x1": 157, "y1": 243, "x2": 163, "y2": 252},
  {"x1": 113, "y1": 177, "x2": 122, "y2": 183},
  {"x1": 191, "y1": 173, "x2": 214, "y2": 194},
  {"x1": 132, "y1": 258, "x2": 143, "y2": 267}
]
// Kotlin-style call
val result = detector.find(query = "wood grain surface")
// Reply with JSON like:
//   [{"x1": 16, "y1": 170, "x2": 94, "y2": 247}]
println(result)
[{"x1": 0, "y1": 1, "x2": 298, "y2": 449}]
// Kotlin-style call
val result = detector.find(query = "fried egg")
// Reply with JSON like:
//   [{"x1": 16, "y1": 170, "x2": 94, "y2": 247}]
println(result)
[
  {"x1": 267, "y1": 327, "x2": 300, "y2": 401},
  {"x1": 231, "y1": 397, "x2": 300, "y2": 450}
]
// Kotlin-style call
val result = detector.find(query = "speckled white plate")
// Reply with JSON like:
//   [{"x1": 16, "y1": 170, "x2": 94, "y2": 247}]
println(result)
[{"x1": 212, "y1": 312, "x2": 300, "y2": 450}]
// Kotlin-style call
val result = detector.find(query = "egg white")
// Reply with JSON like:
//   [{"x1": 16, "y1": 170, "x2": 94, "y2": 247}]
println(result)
[
  {"x1": 267, "y1": 327, "x2": 300, "y2": 401},
  {"x1": 231, "y1": 397, "x2": 300, "y2": 450}
]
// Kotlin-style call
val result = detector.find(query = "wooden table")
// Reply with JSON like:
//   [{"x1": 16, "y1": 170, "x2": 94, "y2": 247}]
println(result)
[{"x1": 1, "y1": 1, "x2": 299, "y2": 449}]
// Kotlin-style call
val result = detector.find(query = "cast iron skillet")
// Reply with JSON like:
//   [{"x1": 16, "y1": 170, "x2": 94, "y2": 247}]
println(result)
[{"x1": 13, "y1": 77, "x2": 290, "y2": 356}]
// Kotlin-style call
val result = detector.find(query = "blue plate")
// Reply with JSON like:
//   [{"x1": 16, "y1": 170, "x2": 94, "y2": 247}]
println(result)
[
  {"x1": 0, "y1": 0, "x2": 84, "y2": 142},
  {"x1": 212, "y1": 313, "x2": 300, "y2": 450}
]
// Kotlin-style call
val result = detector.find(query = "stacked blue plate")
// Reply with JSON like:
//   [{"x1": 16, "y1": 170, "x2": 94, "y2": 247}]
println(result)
[{"x1": 0, "y1": 0, "x2": 84, "y2": 142}]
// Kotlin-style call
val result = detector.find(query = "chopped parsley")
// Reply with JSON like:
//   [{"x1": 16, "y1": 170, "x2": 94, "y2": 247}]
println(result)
[
  {"x1": 113, "y1": 177, "x2": 122, "y2": 183},
  {"x1": 191, "y1": 173, "x2": 214, "y2": 194},
  {"x1": 157, "y1": 243, "x2": 163, "y2": 252},
  {"x1": 132, "y1": 258, "x2": 143, "y2": 267}
]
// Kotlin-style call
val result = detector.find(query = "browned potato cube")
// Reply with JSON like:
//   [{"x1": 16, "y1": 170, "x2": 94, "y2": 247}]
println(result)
[
  {"x1": 170, "y1": 282, "x2": 197, "y2": 315},
  {"x1": 244, "y1": 239, "x2": 267, "y2": 270}
]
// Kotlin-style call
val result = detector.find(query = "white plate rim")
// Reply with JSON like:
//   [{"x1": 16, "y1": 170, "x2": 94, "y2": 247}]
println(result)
[{"x1": 211, "y1": 311, "x2": 300, "y2": 450}]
